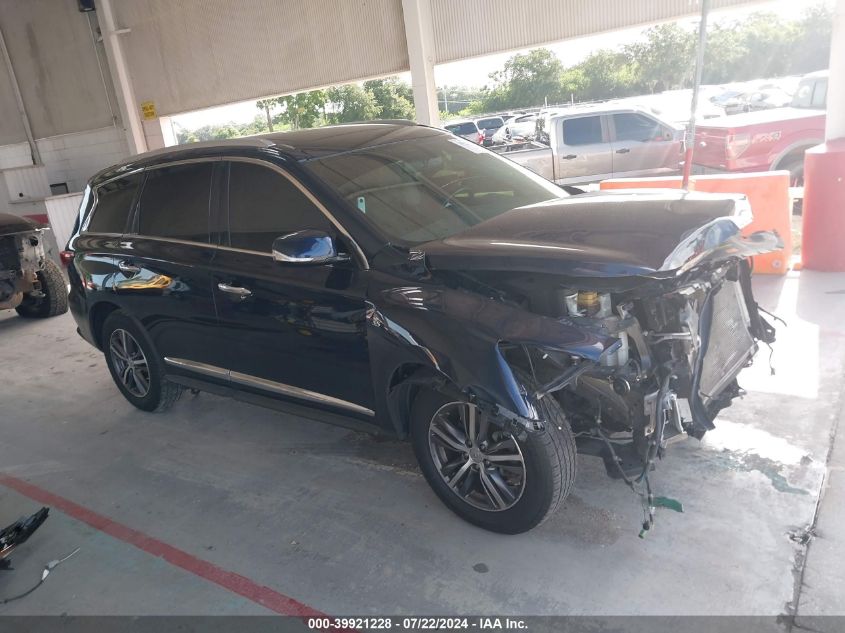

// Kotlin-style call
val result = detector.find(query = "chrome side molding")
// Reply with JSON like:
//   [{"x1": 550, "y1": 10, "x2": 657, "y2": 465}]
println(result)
[
  {"x1": 164, "y1": 357, "x2": 229, "y2": 379},
  {"x1": 164, "y1": 357, "x2": 374, "y2": 417}
]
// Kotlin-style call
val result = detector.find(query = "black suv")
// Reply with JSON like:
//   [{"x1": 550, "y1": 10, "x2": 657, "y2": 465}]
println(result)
[{"x1": 67, "y1": 122, "x2": 778, "y2": 534}]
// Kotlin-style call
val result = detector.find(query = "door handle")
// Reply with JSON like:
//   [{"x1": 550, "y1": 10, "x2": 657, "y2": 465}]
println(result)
[
  {"x1": 562, "y1": 154, "x2": 577, "y2": 160},
  {"x1": 615, "y1": 148, "x2": 631, "y2": 154},
  {"x1": 118, "y1": 260, "x2": 140, "y2": 275},
  {"x1": 217, "y1": 282, "x2": 252, "y2": 298}
]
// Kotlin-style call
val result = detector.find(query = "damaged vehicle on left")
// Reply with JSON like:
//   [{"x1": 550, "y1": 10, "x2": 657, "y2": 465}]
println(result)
[{"x1": 0, "y1": 213, "x2": 67, "y2": 319}]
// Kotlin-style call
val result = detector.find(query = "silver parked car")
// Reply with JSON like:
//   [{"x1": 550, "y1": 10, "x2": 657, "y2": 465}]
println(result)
[
  {"x1": 444, "y1": 119, "x2": 484, "y2": 144},
  {"x1": 493, "y1": 105, "x2": 684, "y2": 185}
]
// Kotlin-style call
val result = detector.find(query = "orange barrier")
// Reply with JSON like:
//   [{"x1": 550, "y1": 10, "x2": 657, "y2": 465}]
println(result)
[{"x1": 600, "y1": 171, "x2": 792, "y2": 275}]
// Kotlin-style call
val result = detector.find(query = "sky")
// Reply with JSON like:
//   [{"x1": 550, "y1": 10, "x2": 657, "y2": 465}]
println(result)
[{"x1": 171, "y1": 0, "x2": 827, "y2": 131}]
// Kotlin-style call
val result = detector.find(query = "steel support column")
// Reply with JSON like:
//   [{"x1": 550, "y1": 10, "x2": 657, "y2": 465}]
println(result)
[
  {"x1": 95, "y1": 0, "x2": 147, "y2": 155},
  {"x1": 401, "y1": 0, "x2": 440, "y2": 127}
]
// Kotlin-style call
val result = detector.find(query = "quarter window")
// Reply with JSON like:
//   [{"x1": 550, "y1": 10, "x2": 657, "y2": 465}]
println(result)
[
  {"x1": 811, "y1": 80, "x2": 828, "y2": 109},
  {"x1": 226, "y1": 162, "x2": 333, "y2": 253},
  {"x1": 87, "y1": 173, "x2": 142, "y2": 233},
  {"x1": 136, "y1": 163, "x2": 213, "y2": 242},
  {"x1": 562, "y1": 116, "x2": 603, "y2": 146}
]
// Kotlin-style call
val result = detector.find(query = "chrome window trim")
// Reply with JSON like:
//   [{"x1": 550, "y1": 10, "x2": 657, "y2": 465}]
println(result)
[
  {"x1": 119, "y1": 235, "x2": 215, "y2": 249},
  {"x1": 163, "y1": 357, "x2": 374, "y2": 417},
  {"x1": 82, "y1": 155, "x2": 369, "y2": 269},
  {"x1": 83, "y1": 158, "x2": 221, "y2": 235},
  {"x1": 223, "y1": 156, "x2": 369, "y2": 270},
  {"x1": 81, "y1": 167, "x2": 145, "y2": 234}
]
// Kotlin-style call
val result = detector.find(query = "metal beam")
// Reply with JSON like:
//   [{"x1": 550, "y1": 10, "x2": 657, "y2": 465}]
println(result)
[
  {"x1": 0, "y1": 20, "x2": 40, "y2": 165},
  {"x1": 95, "y1": 0, "x2": 147, "y2": 155},
  {"x1": 402, "y1": 0, "x2": 440, "y2": 127}
]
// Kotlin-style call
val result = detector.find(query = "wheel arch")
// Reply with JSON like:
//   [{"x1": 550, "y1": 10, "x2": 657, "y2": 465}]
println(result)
[
  {"x1": 89, "y1": 300, "x2": 121, "y2": 349},
  {"x1": 771, "y1": 139, "x2": 823, "y2": 171}
]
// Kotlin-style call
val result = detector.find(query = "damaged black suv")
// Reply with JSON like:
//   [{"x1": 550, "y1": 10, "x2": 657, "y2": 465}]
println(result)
[{"x1": 66, "y1": 123, "x2": 778, "y2": 534}]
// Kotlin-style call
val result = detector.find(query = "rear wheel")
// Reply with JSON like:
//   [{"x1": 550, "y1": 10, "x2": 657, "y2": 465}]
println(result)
[
  {"x1": 15, "y1": 260, "x2": 68, "y2": 318},
  {"x1": 410, "y1": 378, "x2": 576, "y2": 534},
  {"x1": 102, "y1": 311, "x2": 182, "y2": 412}
]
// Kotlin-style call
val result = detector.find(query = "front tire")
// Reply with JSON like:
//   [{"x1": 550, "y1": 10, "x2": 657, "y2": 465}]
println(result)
[
  {"x1": 102, "y1": 311, "x2": 182, "y2": 413},
  {"x1": 410, "y1": 380, "x2": 576, "y2": 534},
  {"x1": 15, "y1": 260, "x2": 68, "y2": 318}
]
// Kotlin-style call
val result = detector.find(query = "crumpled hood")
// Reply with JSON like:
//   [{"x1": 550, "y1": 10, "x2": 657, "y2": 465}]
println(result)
[{"x1": 419, "y1": 189, "x2": 780, "y2": 278}]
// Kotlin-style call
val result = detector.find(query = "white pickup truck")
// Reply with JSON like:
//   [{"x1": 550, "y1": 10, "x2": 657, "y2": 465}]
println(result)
[{"x1": 492, "y1": 105, "x2": 684, "y2": 186}]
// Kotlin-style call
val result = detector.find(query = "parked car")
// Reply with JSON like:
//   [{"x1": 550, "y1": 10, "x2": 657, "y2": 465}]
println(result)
[
  {"x1": 492, "y1": 105, "x2": 683, "y2": 185},
  {"x1": 444, "y1": 119, "x2": 484, "y2": 144},
  {"x1": 491, "y1": 114, "x2": 538, "y2": 145},
  {"x1": 721, "y1": 88, "x2": 793, "y2": 115},
  {"x1": 693, "y1": 71, "x2": 828, "y2": 189},
  {"x1": 66, "y1": 122, "x2": 778, "y2": 534},
  {"x1": 475, "y1": 116, "x2": 505, "y2": 146},
  {"x1": 0, "y1": 213, "x2": 67, "y2": 318}
]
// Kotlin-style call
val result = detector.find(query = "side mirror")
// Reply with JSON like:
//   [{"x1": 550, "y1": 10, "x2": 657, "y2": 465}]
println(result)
[{"x1": 271, "y1": 230, "x2": 349, "y2": 265}]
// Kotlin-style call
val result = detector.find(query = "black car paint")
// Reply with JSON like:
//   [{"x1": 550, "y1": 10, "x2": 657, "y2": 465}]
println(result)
[{"x1": 68, "y1": 123, "x2": 774, "y2": 440}]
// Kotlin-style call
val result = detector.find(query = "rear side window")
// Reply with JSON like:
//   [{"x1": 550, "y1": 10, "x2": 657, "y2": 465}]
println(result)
[
  {"x1": 446, "y1": 122, "x2": 477, "y2": 135},
  {"x1": 87, "y1": 173, "x2": 142, "y2": 233},
  {"x1": 613, "y1": 113, "x2": 662, "y2": 142},
  {"x1": 477, "y1": 118, "x2": 504, "y2": 130},
  {"x1": 563, "y1": 116, "x2": 603, "y2": 145},
  {"x1": 136, "y1": 163, "x2": 213, "y2": 242},
  {"x1": 811, "y1": 80, "x2": 827, "y2": 108},
  {"x1": 227, "y1": 162, "x2": 333, "y2": 253}
]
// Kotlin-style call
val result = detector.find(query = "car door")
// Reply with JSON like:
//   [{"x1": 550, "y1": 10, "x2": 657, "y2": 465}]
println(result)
[
  {"x1": 610, "y1": 112, "x2": 681, "y2": 178},
  {"x1": 554, "y1": 114, "x2": 613, "y2": 184},
  {"x1": 210, "y1": 158, "x2": 374, "y2": 416},
  {"x1": 114, "y1": 159, "x2": 223, "y2": 371}
]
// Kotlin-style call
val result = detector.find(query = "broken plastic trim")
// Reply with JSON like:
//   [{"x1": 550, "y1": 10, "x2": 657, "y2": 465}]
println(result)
[{"x1": 532, "y1": 360, "x2": 594, "y2": 400}]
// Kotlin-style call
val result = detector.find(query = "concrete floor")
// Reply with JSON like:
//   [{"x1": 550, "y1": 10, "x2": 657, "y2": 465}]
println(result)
[{"x1": 0, "y1": 271, "x2": 844, "y2": 624}]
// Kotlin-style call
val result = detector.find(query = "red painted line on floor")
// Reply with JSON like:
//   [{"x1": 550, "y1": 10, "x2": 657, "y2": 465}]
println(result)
[{"x1": 0, "y1": 473, "x2": 323, "y2": 617}]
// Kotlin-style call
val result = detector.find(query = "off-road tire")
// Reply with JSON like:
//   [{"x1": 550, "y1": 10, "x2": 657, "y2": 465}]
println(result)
[
  {"x1": 15, "y1": 259, "x2": 68, "y2": 318},
  {"x1": 410, "y1": 372, "x2": 576, "y2": 534},
  {"x1": 102, "y1": 311, "x2": 183, "y2": 413}
]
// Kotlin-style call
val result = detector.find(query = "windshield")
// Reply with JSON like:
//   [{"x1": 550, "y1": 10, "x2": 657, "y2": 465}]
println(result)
[{"x1": 305, "y1": 134, "x2": 564, "y2": 245}]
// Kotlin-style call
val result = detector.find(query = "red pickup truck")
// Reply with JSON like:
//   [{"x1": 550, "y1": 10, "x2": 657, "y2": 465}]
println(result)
[{"x1": 693, "y1": 71, "x2": 828, "y2": 188}]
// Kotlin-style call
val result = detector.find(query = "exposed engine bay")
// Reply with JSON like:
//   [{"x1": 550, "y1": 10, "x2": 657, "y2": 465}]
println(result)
[
  {"x1": 456, "y1": 254, "x2": 777, "y2": 532},
  {"x1": 0, "y1": 224, "x2": 49, "y2": 312}
]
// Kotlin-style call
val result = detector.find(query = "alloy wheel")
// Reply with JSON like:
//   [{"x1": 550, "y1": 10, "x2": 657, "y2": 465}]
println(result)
[
  {"x1": 109, "y1": 328, "x2": 151, "y2": 398},
  {"x1": 428, "y1": 402, "x2": 526, "y2": 512}
]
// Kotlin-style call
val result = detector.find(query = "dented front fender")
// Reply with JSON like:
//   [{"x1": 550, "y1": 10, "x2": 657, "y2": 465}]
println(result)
[{"x1": 366, "y1": 279, "x2": 617, "y2": 435}]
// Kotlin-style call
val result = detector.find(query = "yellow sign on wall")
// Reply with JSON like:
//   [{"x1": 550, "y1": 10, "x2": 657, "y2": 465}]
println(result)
[{"x1": 140, "y1": 101, "x2": 157, "y2": 120}]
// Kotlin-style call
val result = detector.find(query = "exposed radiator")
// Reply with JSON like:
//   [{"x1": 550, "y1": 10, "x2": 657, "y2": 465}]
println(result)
[{"x1": 699, "y1": 281, "x2": 757, "y2": 404}]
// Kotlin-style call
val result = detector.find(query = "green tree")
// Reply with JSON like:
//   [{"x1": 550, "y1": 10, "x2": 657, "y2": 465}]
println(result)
[
  {"x1": 489, "y1": 48, "x2": 566, "y2": 108},
  {"x1": 326, "y1": 84, "x2": 381, "y2": 123},
  {"x1": 624, "y1": 23, "x2": 695, "y2": 92},
  {"x1": 788, "y1": 4, "x2": 833, "y2": 74},
  {"x1": 573, "y1": 50, "x2": 638, "y2": 100},
  {"x1": 277, "y1": 90, "x2": 326, "y2": 129},
  {"x1": 364, "y1": 78, "x2": 415, "y2": 119},
  {"x1": 256, "y1": 98, "x2": 281, "y2": 132}
]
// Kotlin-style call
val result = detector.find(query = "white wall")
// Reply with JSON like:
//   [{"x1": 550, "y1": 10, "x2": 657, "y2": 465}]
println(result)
[
  {"x1": 0, "y1": 126, "x2": 129, "y2": 195},
  {"x1": 36, "y1": 126, "x2": 129, "y2": 193}
]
